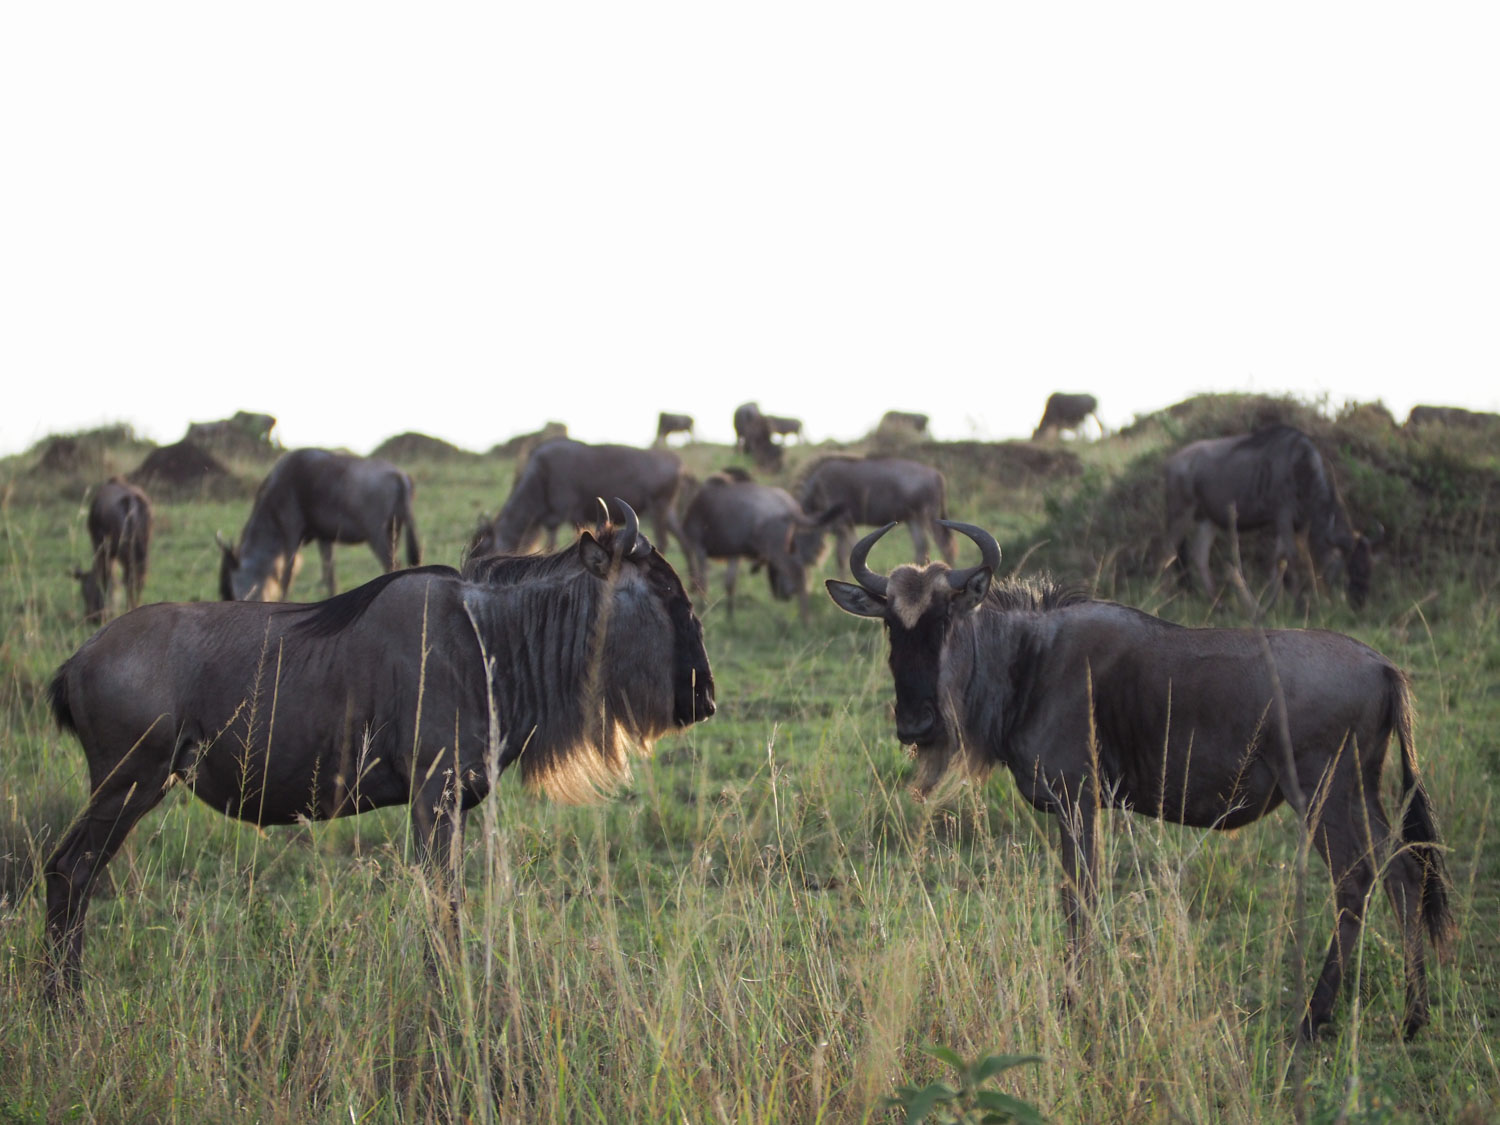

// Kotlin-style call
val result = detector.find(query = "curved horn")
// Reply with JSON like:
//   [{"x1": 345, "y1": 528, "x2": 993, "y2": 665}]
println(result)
[
  {"x1": 611, "y1": 497, "x2": 650, "y2": 558},
  {"x1": 850, "y1": 522, "x2": 896, "y2": 596},
  {"x1": 594, "y1": 496, "x2": 611, "y2": 537},
  {"x1": 938, "y1": 519, "x2": 1002, "y2": 589}
]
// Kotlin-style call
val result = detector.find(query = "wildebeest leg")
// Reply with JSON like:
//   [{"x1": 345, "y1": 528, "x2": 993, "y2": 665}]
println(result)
[
  {"x1": 44, "y1": 758, "x2": 174, "y2": 998},
  {"x1": 1269, "y1": 515, "x2": 1299, "y2": 608},
  {"x1": 411, "y1": 763, "x2": 467, "y2": 958},
  {"x1": 1161, "y1": 510, "x2": 1196, "y2": 587},
  {"x1": 1189, "y1": 520, "x2": 1217, "y2": 598},
  {"x1": 122, "y1": 550, "x2": 143, "y2": 611},
  {"x1": 833, "y1": 525, "x2": 855, "y2": 577},
  {"x1": 1301, "y1": 811, "x2": 1379, "y2": 1040},
  {"x1": 319, "y1": 540, "x2": 337, "y2": 597},
  {"x1": 907, "y1": 520, "x2": 930, "y2": 565},
  {"x1": 723, "y1": 558, "x2": 740, "y2": 619},
  {"x1": 1056, "y1": 789, "x2": 1099, "y2": 1006},
  {"x1": 1367, "y1": 791, "x2": 1433, "y2": 1039}
]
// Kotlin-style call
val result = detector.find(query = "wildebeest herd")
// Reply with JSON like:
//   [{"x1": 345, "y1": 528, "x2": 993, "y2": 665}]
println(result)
[{"x1": 41, "y1": 397, "x2": 1456, "y2": 1044}]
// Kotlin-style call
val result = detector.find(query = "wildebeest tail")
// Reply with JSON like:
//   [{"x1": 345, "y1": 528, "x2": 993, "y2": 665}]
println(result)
[
  {"x1": 1390, "y1": 666, "x2": 1454, "y2": 947},
  {"x1": 934, "y1": 479, "x2": 957, "y2": 565},
  {"x1": 400, "y1": 476, "x2": 422, "y2": 566},
  {"x1": 48, "y1": 662, "x2": 77, "y2": 734}
]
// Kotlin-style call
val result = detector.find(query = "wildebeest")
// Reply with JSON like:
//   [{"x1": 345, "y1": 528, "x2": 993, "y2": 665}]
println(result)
[
  {"x1": 472, "y1": 439, "x2": 687, "y2": 558},
  {"x1": 1031, "y1": 392, "x2": 1099, "y2": 440},
  {"x1": 218, "y1": 448, "x2": 421, "y2": 601},
  {"x1": 827, "y1": 519, "x2": 1453, "y2": 1040},
  {"x1": 72, "y1": 478, "x2": 152, "y2": 623},
  {"x1": 43, "y1": 501, "x2": 715, "y2": 997},
  {"x1": 1162, "y1": 425, "x2": 1374, "y2": 609},
  {"x1": 655, "y1": 412, "x2": 695, "y2": 446},
  {"x1": 798, "y1": 455, "x2": 955, "y2": 575},
  {"x1": 764, "y1": 414, "x2": 803, "y2": 442},
  {"x1": 732, "y1": 402, "x2": 783, "y2": 472},
  {"x1": 680, "y1": 469, "x2": 835, "y2": 621}
]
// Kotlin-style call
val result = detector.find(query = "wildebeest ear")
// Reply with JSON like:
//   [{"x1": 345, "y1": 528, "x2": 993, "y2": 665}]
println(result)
[
  {"x1": 951, "y1": 566, "x2": 991, "y2": 614},
  {"x1": 826, "y1": 579, "x2": 886, "y2": 618},
  {"x1": 578, "y1": 531, "x2": 612, "y2": 578}
]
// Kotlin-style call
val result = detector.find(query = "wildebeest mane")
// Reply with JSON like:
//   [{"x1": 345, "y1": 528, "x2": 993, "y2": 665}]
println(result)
[
  {"x1": 980, "y1": 574, "x2": 1090, "y2": 614},
  {"x1": 291, "y1": 565, "x2": 460, "y2": 640}
]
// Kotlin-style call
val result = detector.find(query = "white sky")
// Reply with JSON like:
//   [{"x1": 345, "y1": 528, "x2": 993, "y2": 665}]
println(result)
[{"x1": 3, "y1": 5, "x2": 1497, "y2": 457}]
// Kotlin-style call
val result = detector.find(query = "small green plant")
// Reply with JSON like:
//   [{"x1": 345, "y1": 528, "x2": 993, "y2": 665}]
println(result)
[{"x1": 882, "y1": 1044, "x2": 1045, "y2": 1124}]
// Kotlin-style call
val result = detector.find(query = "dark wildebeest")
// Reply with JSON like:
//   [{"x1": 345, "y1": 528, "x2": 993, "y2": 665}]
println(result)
[
  {"x1": 798, "y1": 456, "x2": 955, "y2": 575},
  {"x1": 764, "y1": 414, "x2": 803, "y2": 442},
  {"x1": 1163, "y1": 425, "x2": 1374, "y2": 609},
  {"x1": 655, "y1": 412, "x2": 695, "y2": 446},
  {"x1": 43, "y1": 501, "x2": 714, "y2": 997},
  {"x1": 733, "y1": 402, "x2": 783, "y2": 472},
  {"x1": 827, "y1": 519, "x2": 1453, "y2": 1040},
  {"x1": 218, "y1": 448, "x2": 421, "y2": 601},
  {"x1": 72, "y1": 478, "x2": 152, "y2": 623},
  {"x1": 470, "y1": 439, "x2": 687, "y2": 558},
  {"x1": 1031, "y1": 392, "x2": 1099, "y2": 440},
  {"x1": 680, "y1": 469, "x2": 836, "y2": 621}
]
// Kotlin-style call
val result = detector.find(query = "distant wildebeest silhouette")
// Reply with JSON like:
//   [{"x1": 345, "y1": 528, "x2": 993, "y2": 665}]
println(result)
[
  {"x1": 217, "y1": 449, "x2": 421, "y2": 601},
  {"x1": 471, "y1": 439, "x2": 687, "y2": 557},
  {"x1": 680, "y1": 468, "x2": 838, "y2": 621},
  {"x1": 764, "y1": 414, "x2": 803, "y2": 442},
  {"x1": 1162, "y1": 425, "x2": 1375, "y2": 609},
  {"x1": 1032, "y1": 393, "x2": 1099, "y2": 440},
  {"x1": 828, "y1": 518, "x2": 1452, "y2": 1041},
  {"x1": 43, "y1": 500, "x2": 714, "y2": 998},
  {"x1": 655, "y1": 412, "x2": 695, "y2": 446},
  {"x1": 72, "y1": 478, "x2": 152, "y2": 623},
  {"x1": 732, "y1": 402, "x2": 784, "y2": 472},
  {"x1": 798, "y1": 455, "x2": 955, "y2": 575}
]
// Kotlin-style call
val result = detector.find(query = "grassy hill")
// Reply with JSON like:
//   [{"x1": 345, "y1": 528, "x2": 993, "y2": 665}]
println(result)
[{"x1": 1, "y1": 402, "x2": 1496, "y2": 1122}]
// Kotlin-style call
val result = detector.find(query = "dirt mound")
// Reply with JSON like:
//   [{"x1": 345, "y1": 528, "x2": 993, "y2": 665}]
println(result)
[
  {"x1": 27, "y1": 425, "x2": 143, "y2": 477},
  {"x1": 489, "y1": 422, "x2": 568, "y2": 459},
  {"x1": 370, "y1": 431, "x2": 479, "y2": 462},
  {"x1": 921, "y1": 440, "x2": 1083, "y2": 485},
  {"x1": 130, "y1": 441, "x2": 239, "y2": 498},
  {"x1": 1029, "y1": 395, "x2": 1500, "y2": 595}
]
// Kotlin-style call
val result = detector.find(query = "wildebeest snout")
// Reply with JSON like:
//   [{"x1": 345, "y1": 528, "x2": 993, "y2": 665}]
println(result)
[{"x1": 895, "y1": 700, "x2": 939, "y2": 745}]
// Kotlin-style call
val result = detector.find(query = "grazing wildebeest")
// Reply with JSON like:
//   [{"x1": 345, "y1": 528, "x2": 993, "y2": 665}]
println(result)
[
  {"x1": 827, "y1": 519, "x2": 1453, "y2": 1040},
  {"x1": 764, "y1": 414, "x2": 804, "y2": 442},
  {"x1": 655, "y1": 412, "x2": 695, "y2": 446},
  {"x1": 1031, "y1": 392, "x2": 1099, "y2": 440},
  {"x1": 733, "y1": 402, "x2": 783, "y2": 472},
  {"x1": 798, "y1": 456, "x2": 955, "y2": 575},
  {"x1": 43, "y1": 501, "x2": 714, "y2": 997},
  {"x1": 1163, "y1": 425, "x2": 1374, "y2": 609},
  {"x1": 680, "y1": 469, "x2": 836, "y2": 621},
  {"x1": 472, "y1": 439, "x2": 687, "y2": 558},
  {"x1": 72, "y1": 478, "x2": 152, "y2": 623},
  {"x1": 218, "y1": 448, "x2": 421, "y2": 601}
]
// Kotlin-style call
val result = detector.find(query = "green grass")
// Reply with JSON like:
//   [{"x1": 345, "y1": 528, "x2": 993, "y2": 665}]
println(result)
[{"x1": 1, "y1": 414, "x2": 1497, "y2": 1123}]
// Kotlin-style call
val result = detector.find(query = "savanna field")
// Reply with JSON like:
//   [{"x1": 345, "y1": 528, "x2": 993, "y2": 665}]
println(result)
[{"x1": 1, "y1": 397, "x2": 1497, "y2": 1123}]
